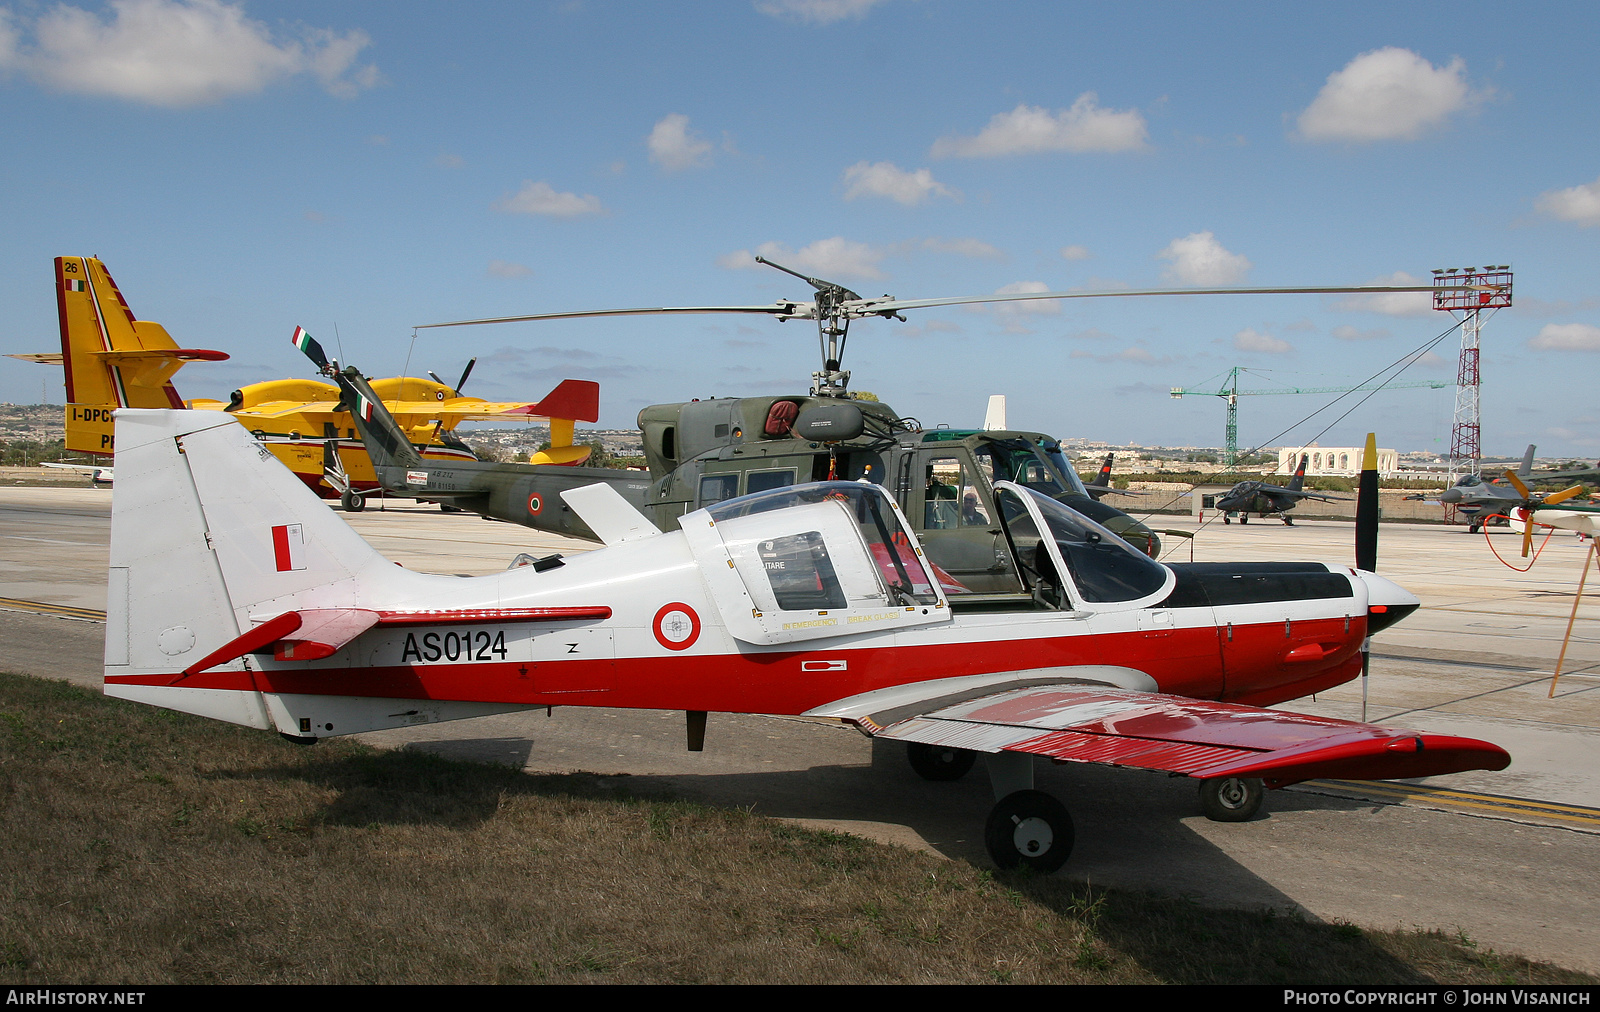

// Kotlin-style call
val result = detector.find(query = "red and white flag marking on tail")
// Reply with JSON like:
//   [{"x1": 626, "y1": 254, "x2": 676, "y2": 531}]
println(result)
[{"x1": 271, "y1": 524, "x2": 306, "y2": 572}]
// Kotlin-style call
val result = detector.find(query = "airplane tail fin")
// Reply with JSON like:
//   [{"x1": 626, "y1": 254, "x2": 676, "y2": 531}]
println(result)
[
  {"x1": 509, "y1": 378, "x2": 602, "y2": 466},
  {"x1": 103, "y1": 409, "x2": 397, "y2": 728},
  {"x1": 1519, "y1": 444, "x2": 1536, "y2": 479},
  {"x1": 1288, "y1": 453, "x2": 1309, "y2": 492},
  {"x1": 1096, "y1": 454, "x2": 1113, "y2": 487},
  {"x1": 51, "y1": 257, "x2": 229, "y2": 455}
]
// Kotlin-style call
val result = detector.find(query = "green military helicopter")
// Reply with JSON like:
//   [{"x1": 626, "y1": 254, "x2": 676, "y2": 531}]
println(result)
[
  {"x1": 291, "y1": 261, "x2": 1168, "y2": 585},
  {"x1": 300, "y1": 261, "x2": 1458, "y2": 577}
]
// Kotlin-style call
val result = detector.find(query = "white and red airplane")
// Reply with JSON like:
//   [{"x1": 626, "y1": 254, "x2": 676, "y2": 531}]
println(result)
[{"x1": 103, "y1": 409, "x2": 1510, "y2": 872}]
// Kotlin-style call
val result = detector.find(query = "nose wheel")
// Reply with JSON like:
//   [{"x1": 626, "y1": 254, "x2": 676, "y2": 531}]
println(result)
[{"x1": 984, "y1": 790, "x2": 1074, "y2": 873}]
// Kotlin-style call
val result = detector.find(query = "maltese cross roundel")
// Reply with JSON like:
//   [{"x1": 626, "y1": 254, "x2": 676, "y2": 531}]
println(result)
[{"x1": 653, "y1": 603, "x2": 700, "y2": 651}]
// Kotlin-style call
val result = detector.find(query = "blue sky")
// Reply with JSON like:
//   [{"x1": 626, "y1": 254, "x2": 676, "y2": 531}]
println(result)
[{"x1": 2, "y1": 0, "x2": 1597, "y2": 457}]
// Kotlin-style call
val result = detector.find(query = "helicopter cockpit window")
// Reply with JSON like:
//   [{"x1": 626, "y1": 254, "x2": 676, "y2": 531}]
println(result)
[
  {"x1": 1039, "y1": 442, "x2": 1092, "y2": 497},
  {"x1": 976, "y1": 439, "x2": 1072, "y2": 497},
  {"x1": 995, "y1": 483, "x2": 1171, "y2": 607},
  {"x1": 707, "y1": 481, "x2": 941, "y2": 606}
]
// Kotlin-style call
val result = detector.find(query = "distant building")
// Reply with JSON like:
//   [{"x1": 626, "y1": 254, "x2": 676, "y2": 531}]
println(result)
[{"x1": 1276, "y1": 445, "x2": 1398, "y2": 478}]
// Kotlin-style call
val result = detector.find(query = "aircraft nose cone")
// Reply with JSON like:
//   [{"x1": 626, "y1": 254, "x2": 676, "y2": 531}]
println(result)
[
  {"x1": 1353, "y1": 570, "x2": 1422, "y2": 633},
  {"x1": 1439, "y1": 487, "x2": 1462, "y2": 503}
]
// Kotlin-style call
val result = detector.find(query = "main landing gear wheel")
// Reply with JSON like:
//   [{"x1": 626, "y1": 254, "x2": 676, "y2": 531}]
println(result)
[
  {"x1": 341, "y1": 489, "x2": 365, "y2": 512},
  {"x1": 1198, "y1": 777, "x2": 1264, "y2": 822},
  {"x1": 1239, "y1": 515, "x2": 1249, "y2": 524},
  {"x1": 1223, "y1": 516, "x2": 1232, "y2": 524},
  {"x1": 906, "y1": 742, "x2": 977, "y2": 781},
  {"x1": 984, "y1": 790, "x2": 1074, "y2": 873}
]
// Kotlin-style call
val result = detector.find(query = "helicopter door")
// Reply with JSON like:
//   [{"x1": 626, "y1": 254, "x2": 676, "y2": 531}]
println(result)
[{"x1": 914, "y1": 452, "x2": 1023, "y2": 596}]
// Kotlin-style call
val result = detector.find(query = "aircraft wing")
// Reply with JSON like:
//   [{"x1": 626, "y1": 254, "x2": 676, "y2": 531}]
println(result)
[{"x1": 806, "y1": 674, "x2": 1508, "y2": 786}]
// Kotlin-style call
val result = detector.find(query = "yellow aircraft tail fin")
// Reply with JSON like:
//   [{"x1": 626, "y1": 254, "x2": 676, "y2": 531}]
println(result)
[{"x1": 52, "y1": 257, "x2": 229, "y2": 455}]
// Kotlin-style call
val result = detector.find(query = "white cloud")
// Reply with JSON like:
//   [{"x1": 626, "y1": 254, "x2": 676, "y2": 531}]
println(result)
[
  {"x1": 1529, "y1": 323, "x2": 1600, "y2": 352},
  {"x1": 1332, "y1": 271, "x2": 1433, "y2": 317},
  {"x1": 1536, "y1": 176, "x2": 1600, "y2": 227},
  {"x1": 0, "y1": 0, "x2": 376, "y2": 106},
  {"x1": 1157, "y1": 232, "x2": 1251, "y2": 285},
  {"x1": 1234, "y1": 329, "x2": 1291, "y2": 354},
  {"x1": 1059, "y1": 245, "x2": 1091, "y2": 261},
  {"x1": 435, "y1": 152, "x2": 463, "y2": 168},
  {"x1": 841, "y1": 161, "x2": 956, "y2": 205},
  {"x1": 1331, "y1": 324, "x2": 1389, "y2": 341},
  {"x1": 754, "y1": 0, "x2": 883, "y2": 24},
  {"x1": 494, "y1": 181, "x2": 606, "y2": 218},
  {"x1": 718, "y1": 238, "x2": 886, "y2": 280},
  {"x1": 1297, "y1": 47, "x2": 1481, "y2": 143},
  {"x1": 931, "y1": 94, "x2": 1148, "y2": 158},
  {"x1": 647, "y1": 113, "x2": 713, "y2": 172},
  {"x1": 487, "y1": 260, "x2": 533, "y2": 279}
]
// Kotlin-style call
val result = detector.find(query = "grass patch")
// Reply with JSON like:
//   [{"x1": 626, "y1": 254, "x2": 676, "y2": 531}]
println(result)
[{"x1": 0, "y1": 672, "x2": 1593, "y2": 985}]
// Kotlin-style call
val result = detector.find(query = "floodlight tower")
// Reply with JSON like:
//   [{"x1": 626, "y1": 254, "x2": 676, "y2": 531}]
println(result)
[{"x1": 1431, "y1": 267, "x2": 1513, "y2": 488}]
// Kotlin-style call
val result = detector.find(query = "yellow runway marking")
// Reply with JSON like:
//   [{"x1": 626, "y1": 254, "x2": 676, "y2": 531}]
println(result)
[
  {"x1": 1300, "y1": 778, "x2": 1600, "y2": 827},
  {"x1": 0, "y1": 596, "x2": 106, "y2": 622}
]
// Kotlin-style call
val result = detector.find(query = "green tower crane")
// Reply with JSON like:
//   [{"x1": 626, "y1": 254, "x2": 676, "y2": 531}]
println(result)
[{"x1": 1169, "y1": 367, "x2": 1450, "y2": 467}]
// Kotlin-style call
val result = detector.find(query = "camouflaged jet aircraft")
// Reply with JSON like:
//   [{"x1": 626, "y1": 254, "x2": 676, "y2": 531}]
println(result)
[{"x1": 1216, "y1": 454, "x2": 1346, "y2": 526}]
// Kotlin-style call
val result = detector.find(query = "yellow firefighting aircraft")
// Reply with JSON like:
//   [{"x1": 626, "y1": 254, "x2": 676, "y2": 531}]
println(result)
[{"x1": 9, "y1": 257, "x2": 599, "y2": 503}]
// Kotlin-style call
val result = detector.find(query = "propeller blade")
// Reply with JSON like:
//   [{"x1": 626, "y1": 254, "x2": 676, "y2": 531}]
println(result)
[
  {"x1": 1522, "y1": 510, "x2": 1535, "y2": 558},
  {"x1": 1355, "y1": 433, "x2": 1378, "y2": 571},
  {"x1": 1545, "y1": 485, "x2": 1587, "y2": 506},
  {"x1": 291, "y1": 326, "x2": 330, "y2": 372},
  {"x1": 455, "y1": 357, "x2": 477, "y2": 395},
  {"x1": 1505, "y1": 469, "x2": 1531, "y2": 499}
]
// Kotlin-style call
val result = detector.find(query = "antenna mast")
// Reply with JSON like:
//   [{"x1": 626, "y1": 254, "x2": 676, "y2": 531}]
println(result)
[{"x1": 1432, "y1": 267, "x2": 1513, "y2": 493}]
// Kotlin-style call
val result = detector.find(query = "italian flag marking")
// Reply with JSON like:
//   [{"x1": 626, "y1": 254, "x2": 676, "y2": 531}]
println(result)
[{"x1": 292, "y1": 326, "x2": 314, "y2": 352}]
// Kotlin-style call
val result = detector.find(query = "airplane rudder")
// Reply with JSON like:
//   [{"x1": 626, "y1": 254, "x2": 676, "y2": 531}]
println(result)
[{"x1": 105, "y1": 410, "x2": 272, "y2": 727}]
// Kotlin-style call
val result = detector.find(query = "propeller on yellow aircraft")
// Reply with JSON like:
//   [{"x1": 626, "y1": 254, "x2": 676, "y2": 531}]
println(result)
[{"x1": 1503, "y1": 470, "x2": 1589, "y2": 556}]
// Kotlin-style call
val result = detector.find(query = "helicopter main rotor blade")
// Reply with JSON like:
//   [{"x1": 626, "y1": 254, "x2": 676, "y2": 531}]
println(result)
[
  {"x1": 416, "y1": 303, "x2": 810, "y2": 329},
  {"x1": 849, "y1": 284, "x2": 1445, "y2": 316},
  {"x1": 416, "y1": 283, "x2": 1469, "y2": 331}
]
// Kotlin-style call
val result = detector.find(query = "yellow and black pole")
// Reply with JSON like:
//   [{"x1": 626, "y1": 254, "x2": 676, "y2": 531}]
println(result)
[{"x1": 1356, "y1": 433, "x2": 1379, "y2": 719}]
